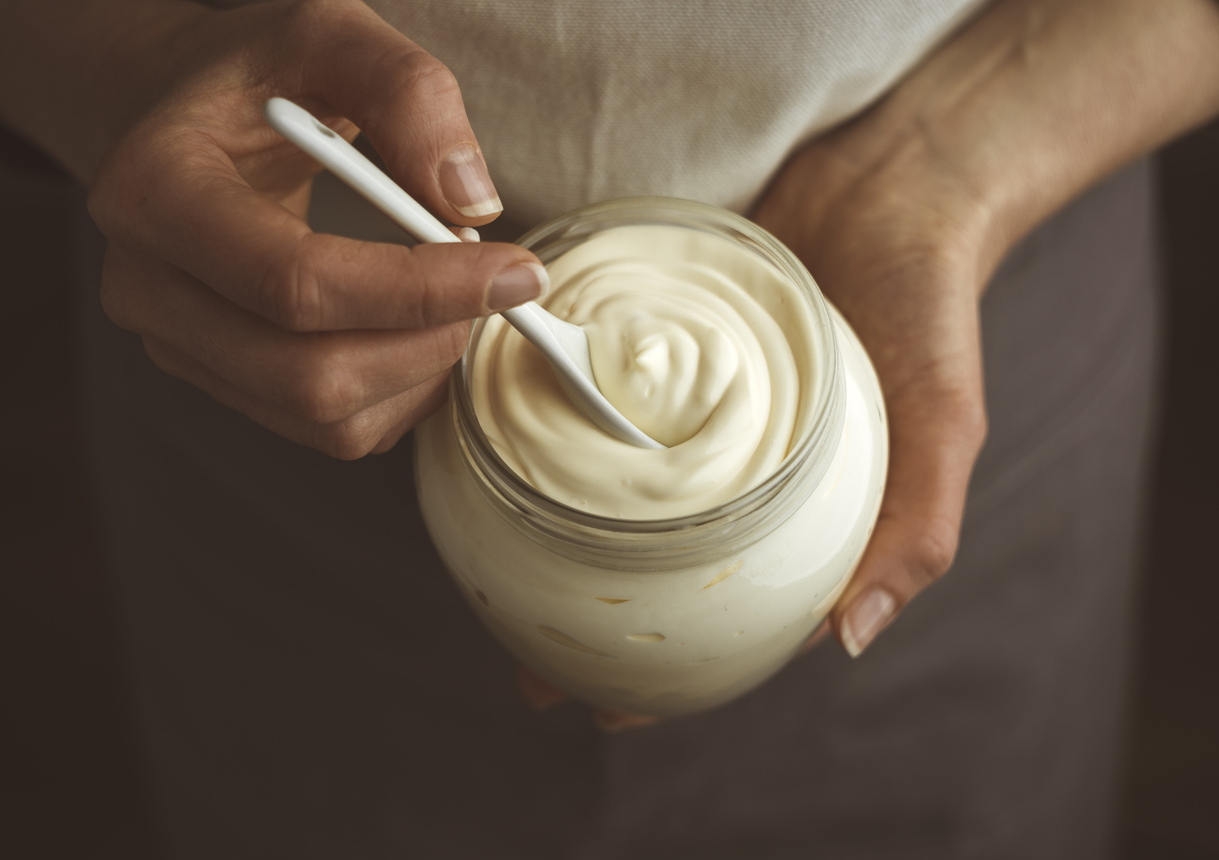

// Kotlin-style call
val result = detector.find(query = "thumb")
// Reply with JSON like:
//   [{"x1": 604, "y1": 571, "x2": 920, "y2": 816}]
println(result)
[{"x1": 831, "y1": 386, "x2": 986, "y2": 656}]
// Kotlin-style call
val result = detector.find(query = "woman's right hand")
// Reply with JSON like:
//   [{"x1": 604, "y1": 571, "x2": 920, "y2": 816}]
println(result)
[{"x1": 86, "y1": 0, "x2": 547, "y2": 458}]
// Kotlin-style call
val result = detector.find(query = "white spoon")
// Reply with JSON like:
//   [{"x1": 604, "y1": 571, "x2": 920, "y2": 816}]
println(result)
[{"x1": 263, "y1": 97, "x2": 664, "y2": 450}]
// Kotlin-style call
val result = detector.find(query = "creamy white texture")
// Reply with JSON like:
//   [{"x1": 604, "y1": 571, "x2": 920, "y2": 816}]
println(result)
[
  {"x1": 471, "y1": 225, "x2": 819, "y2": 519},
  {"x1": 416, "y1": 294, "x2": 888, "y2": 716}
]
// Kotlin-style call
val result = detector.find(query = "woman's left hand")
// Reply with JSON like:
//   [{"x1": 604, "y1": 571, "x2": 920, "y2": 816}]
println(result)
[
  {"x1": 513, "y1": 128, "x2": 995, "y2": 726},
  {"x1": 752, "y1": 128, "x2": 993, "y2": 658},
  {"x1": 516, "y1": 0, "x2": 1219, "y2": 726}
]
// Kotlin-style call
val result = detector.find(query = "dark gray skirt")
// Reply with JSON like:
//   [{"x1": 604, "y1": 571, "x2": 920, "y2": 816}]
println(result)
[{"x1": 78, "y1": 159, "x2": 1159, "y2": 859}]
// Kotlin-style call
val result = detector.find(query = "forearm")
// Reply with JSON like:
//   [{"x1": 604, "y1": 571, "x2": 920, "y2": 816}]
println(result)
[
  {"x1": 831, "y1": 0, "x2": 1219, "y2": 281},
  {"x1": 0, "y1": 0, "x2": 209, "y2": 183}
]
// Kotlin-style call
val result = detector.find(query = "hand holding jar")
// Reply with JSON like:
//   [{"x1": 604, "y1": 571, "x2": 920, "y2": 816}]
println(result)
[{"x1": 503, "y1": 0, "x2": 1219, "y2": 726}]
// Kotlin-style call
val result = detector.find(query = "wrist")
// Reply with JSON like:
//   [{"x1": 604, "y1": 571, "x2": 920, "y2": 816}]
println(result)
[
  {"x1": 798, "y1": 121, "x2": 1002, "y2": 298},
  {"x1": 843, "y1": 0, "x2": 1219, "y2": 286}
]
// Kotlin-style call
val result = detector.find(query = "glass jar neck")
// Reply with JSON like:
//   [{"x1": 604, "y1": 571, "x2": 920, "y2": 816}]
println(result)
[{"x1": 450, "y1": 198, "x2": 846, "y2": 572}]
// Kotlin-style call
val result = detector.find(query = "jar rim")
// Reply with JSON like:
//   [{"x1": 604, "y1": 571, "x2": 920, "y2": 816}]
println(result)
[{"x1": 450, "y1": 197, "x2": 845, "y2": 567}]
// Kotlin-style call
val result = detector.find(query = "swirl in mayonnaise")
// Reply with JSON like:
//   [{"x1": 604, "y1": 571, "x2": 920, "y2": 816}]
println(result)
[{"x1": 470, "y1": 224, "x2": 819, "y2": 520}]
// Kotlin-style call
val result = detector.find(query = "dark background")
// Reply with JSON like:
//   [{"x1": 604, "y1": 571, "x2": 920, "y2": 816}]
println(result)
[{"x1": 2, "y1": 122, "x2": 1216, "y2": 858}]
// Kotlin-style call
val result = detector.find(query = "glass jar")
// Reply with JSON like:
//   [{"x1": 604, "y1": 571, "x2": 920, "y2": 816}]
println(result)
[{"x1": 414, "y1": 198, "x2": 887, "y2": 717}]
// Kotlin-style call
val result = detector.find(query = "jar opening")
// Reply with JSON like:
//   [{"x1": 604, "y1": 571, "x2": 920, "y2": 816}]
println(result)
[{"x1": 451, "y1": 198, "x2": 845, "y2": 570}]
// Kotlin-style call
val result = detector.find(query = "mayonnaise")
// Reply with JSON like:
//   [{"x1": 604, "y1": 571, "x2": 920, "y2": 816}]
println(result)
[
  {"x1": 415, "y1": 200, "x2": 888, "y2": 716},
  {"x1": 471, "y1": 225, "x2": 819, "y2": 520}
]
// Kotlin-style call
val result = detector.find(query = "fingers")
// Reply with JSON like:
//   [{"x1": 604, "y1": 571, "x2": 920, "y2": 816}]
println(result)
[
  {"x1": 142, "y1": 333, "x2": 450, "y2": 459},
  {"x1": 102, "y1": 242, "x2": 474, "y2": 422},
  {"x1": 90, "y1": 140, "x2": 545, "y2": 332},
  {"x1": 831, "y1": 385, "x2": 987, "y2": 656},
  {"x1": 102, "y1": 244, "x2": 459, "y2": 457},
  {"x1": 516, "y1": 666, "x2": 660, "y2": 733},
  {"x1": 285, "y1": 0, "x2": 503, "y2": 223},
  {"x1": 87, "y1": 0, "x2": 540, "y2": 335}
]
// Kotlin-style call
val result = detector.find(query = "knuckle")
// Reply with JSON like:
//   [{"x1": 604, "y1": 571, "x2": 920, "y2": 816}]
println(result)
[
  {"x1": 313, "y1": 412, "x2": 381, "y2": 461},
  {"x1": 388, "y1": 49, "x2": 460, "y2": 105},
  {"x1": 398, "y1": 246, "x2": 491, "y2": 331},
  {"x1": 286, "y1": 340, "x2": 361, "y2": 424},
  {"x1": 401, "y1": 268, "x2": 447, "y2": 329},
  {"x1": 263, "y1": 235, "x2": 325, "y2": 332},
  {"x1": 908, "y1": 518, "x2": 960, "y2": 589},
  {"x1": 387, "y1": 247, "x2": 453, "y2": 331}
]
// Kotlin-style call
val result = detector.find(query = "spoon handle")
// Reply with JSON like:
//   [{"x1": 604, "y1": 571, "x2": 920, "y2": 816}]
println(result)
[
  {"x1": 263, "y1": 98, "x2": 665, "y2": 451},
  {"x1": 263, "y1": 97, "x2": 457, "y2": 245}
]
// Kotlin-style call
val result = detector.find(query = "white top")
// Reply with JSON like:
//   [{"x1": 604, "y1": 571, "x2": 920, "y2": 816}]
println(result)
[
  {"x1": 368, "y1": 0, "x2": 987, "y2": 223},
  {"x1": 220, "y1": 1, "x2": 987, "y2": 225}
]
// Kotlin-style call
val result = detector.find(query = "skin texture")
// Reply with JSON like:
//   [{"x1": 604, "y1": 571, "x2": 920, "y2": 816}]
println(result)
[
  {"x1": 521, "y1": 0, "x2": 1219, "y2": 723},
  {"x1": 3, "y1": 0, "x2": 1219, "y2": 729},
  {"x1": 1, "y1": 0, "x2": 547, "y2": 459},
  {"x1": 757, "y1": 0, "x2": 1219, "y2": 662}
]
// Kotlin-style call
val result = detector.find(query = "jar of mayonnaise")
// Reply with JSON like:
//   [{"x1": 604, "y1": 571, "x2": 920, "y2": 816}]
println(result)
[{"x1": 415, "y1": 198, "x2": 887, "y2": 717}]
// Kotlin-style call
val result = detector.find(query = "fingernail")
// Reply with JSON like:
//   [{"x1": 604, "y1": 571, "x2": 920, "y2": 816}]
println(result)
[
  {"x1": 841, "y1": 588, "x2": 896, "y2": 658},
  {"x1": 487, "y1": 263, "x2": 549, "y2": 311},
  {"x1": 457, "y1": 226, "x2": 480, "y2": 243},
  {"x1": 440, "y1": 143, "x2": 502, "y2": 217}
]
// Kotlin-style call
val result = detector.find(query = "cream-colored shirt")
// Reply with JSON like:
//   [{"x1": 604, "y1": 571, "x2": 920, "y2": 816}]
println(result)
[
  {"x1": 219, "y1": 1, "x2": 986, "y2": 228},
  {"x1": 368, "y1": 0, "x2": 985, "y2": 224}
]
